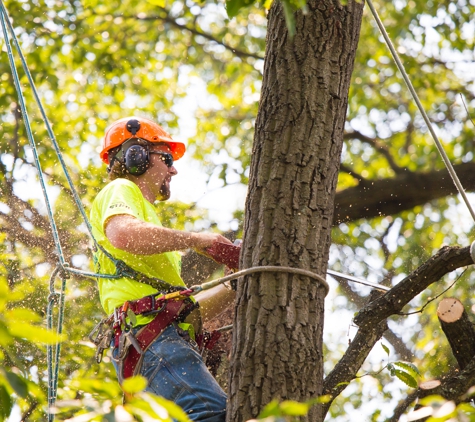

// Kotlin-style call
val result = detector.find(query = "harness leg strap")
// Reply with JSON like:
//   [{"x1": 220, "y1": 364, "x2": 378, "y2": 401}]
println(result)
[{"x1": 121, "y1": 299, "x2": 188, "y2": 380}]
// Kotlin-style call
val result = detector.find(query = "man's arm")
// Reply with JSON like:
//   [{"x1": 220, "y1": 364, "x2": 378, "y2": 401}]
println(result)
[
  {"x1": 105, "y1": 214, "x2": 231, "y2": 255},
  {"x1": 106, "y1": 214, "x2": 236, "y2": 322}
]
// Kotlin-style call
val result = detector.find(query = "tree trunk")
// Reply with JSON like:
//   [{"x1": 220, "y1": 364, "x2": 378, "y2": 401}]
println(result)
[
  {"x1": 227, "y1": 1, "x2": 365, "y2": 421},
  {"x1": 438, "y1": 297, "x2": 475, "y2": 370}
]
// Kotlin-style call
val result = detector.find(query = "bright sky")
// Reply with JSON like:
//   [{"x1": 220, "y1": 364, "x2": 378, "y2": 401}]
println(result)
[{"x1": 169, "y1": 70, "x2": 248, "y2": 232}]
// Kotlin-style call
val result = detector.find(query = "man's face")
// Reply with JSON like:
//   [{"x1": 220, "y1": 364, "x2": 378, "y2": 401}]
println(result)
[{"x1": 145, "y1": 143, "x2": 177, "y2": 201}]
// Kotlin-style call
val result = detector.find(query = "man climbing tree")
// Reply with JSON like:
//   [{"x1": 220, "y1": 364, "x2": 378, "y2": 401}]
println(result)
[{"x1": 90, "y1": 115, "x2": 234, "y2": 420}]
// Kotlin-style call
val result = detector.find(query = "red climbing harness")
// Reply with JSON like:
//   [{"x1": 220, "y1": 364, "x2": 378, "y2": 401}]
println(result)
[{"x1": 89, "y1": 289, "x2": 222, "y2": 384}]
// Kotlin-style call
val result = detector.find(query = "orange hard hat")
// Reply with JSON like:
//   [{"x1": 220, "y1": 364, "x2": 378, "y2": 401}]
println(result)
[{"x1": 100, "y1": 116, "x2": 186, "y2": 164}]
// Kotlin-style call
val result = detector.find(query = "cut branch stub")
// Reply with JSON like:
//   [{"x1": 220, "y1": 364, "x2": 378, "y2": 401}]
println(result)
[
  {"x1": 437, "y1": 297, "x2": 475, "y2": 370},
  {"x1": 353, "y1": 246, "x2": 472, "y2": 329},
  {"x1": 419, "y1": 380, "x2": 441, "y2": 390}
]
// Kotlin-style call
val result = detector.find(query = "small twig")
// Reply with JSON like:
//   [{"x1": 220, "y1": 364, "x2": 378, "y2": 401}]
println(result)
[
  {"x1": 380, "y1": 219, "x2": 396, "y2": 263},
  {"x1": 398, "y1": 269, "x2": 466, "y2": 316},
  {"x1": 343, "y1": 130, "x2": 405, "y2": 175},
  {"x1": 123, "y1": 11, "x2": 264, "y2": 61},
  {"x1": 355, "y1": 361, "x2": 389, "y2": 379},
  {"x1": 20, "y1": 399, "x2": 38, "y2": 422}
]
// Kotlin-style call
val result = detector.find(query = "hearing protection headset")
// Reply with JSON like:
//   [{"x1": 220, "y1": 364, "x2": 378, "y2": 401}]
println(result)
[
  {"x1": 107, "y1": 120, "x2": 152, "y2": 175},
  {"x1": 109, "y1": 139, "x2": 151, "y2": 176}
]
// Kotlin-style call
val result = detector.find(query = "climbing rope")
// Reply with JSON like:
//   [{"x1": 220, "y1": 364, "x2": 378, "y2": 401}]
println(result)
[
  {"x1": 0, "y1": 0, "x2": 127, "y2": 280},
  {"x1": 0, "y1": 6, "x2": 65, "y2": 263},
  {"x1": 366, "y1": 0, "x2": 475, "y2": 223},
  {"x1": 46, "y1": 267, "x2": 67, "y2": 422}
]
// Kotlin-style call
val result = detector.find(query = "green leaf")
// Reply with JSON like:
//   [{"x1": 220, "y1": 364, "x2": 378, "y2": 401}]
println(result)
[
  {"x1": 393, "y1": 369, "x2": 418, "y2": 388},
  {"x1": 393, "y1": 361, "x2": 420, "y2": 377},
  {"x1": 334, "y1": 382, "x2": 350, "y2": 390},
  {"x1": 6, "y1": 308, "x2": 42, "y2": 323},
  {"x1": 127, "y1": 309, "x2": 137, "y2": 327},
  {"x1": 126, "y1": 392, "x2": 191, "y2": 422},
  {"x1": 225, "y1": 0, "x2": 259, "y2": 18},
  {"x1": 5, "y1": 371, "x2": 28, "y2": 398},
  {"x1": 314, "y1": 394, "x2": 332, "y2": 404},
  {"x1": 381, "y1": 343, "x2": 390, "y2": 356},
  {"x1": 147, "y1": 395, "x2": 191, "y2": 422},
  {"x1": 419, "y1": 395, "x2": 447, "y2": 407},
  {"x1": 279, "y1": 400, "x2": 310, "y2": 416},
  {"x1": 70, "y1": 378, "x2": 122, "y2": 398},
  {"x1": 122, "y1": 376, "x2": 148, "y2": 394},
  {"x1": 456, "y1": 402, "x2": 475, "y2": 414},
  {"x1": 263, "y1": 0, "x2": 274, "y2": 9},
  {"x1": 258, "y1": 399, "x2": 281, "y2": 418},
  {"x1": 0, "y1": 385, "x2": 12, "y2": 420},
  {"x1": 0, "y1": 322, "x2": 13, "y2": 347},
  {"x1": 257, "y1": 399, "x2": 311, "y2": 418},
  {"x1": 226, "y1": 0, "x2": 247, "y2": 18},
  {"x1": 8, "y1": 324, "x2": 64, "y2": 344}
]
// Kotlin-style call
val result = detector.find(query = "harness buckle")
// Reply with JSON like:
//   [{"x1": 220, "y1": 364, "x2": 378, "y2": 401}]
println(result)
[
  {"x1": 117, "y1": 330, "x2": 142, "y2": 359},
  {"x1": 142, "y1": 295, "x2": 167, "y2": 316},
  {"x1": 88, "y1": 318, "x2": 114, "y2": 363}
]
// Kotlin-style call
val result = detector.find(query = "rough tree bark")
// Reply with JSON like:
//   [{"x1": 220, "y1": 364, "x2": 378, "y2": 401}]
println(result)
[{"x1": 227, "y1": 1, "x2": 364, "y2": 420}]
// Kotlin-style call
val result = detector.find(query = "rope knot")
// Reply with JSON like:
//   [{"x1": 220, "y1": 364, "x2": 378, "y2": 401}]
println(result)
[{"x1": 47, "y1": 292, "x2": 60, "y2": 304}]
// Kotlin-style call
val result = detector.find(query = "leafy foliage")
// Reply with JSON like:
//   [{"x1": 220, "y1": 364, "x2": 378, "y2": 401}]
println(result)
[
  {"x1": 0, "y1": 0, "x2": 475, "y2": 420},
  {"x1": 53, "y1": 375, "x2": 191, "y2": 421},
  {"x1": 255, "y1": 396, "x2": 331, "y2": 421}
]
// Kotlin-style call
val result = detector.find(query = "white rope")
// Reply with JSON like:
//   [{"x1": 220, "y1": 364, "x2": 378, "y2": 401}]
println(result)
[
  {"x1": 327, "y1": 269, "x2": 389, "y2": 292},
  {"x1": 366, "y1": 0, "x2": 475, "y2": 223}
]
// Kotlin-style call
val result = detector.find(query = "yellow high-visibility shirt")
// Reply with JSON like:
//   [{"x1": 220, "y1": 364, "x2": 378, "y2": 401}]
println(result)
[{"x1": 90, "y1": 178, "x2": 186, "y2": 327}]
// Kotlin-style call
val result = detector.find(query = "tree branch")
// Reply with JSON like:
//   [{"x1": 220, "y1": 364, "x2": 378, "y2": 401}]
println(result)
[
  {"x1": 335, "y1": 278, "x2": 413, "y2": 360},
  {"x1": 339, "y1": 163, "x2": 365, "y2": 184},
  {"x1": 123, "y1": 11, "x2": 264, "y2": 61},
  {"x1": 344, "y1": 130, "x2": 404, "y2": 175},
  {"x1": 20, "y1": 399, "x2": 38, "y2": 422},
  {"x1": 334, "y1": 163, "x2": 475, "y2": 224},
  {"x1": 353, "y1": 245, "x2": 472, "y2": 329},
  {"x1": 323, "y1": 246, "x2": 472, "y2": 419},
  {"x1": 322, "y1": 318, "x2": 388, "y2": 414}
]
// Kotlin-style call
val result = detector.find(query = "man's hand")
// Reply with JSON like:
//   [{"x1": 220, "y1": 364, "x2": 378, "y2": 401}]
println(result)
[{"x1": 191, "y1": 233, "x2": 233, "y2": 253}]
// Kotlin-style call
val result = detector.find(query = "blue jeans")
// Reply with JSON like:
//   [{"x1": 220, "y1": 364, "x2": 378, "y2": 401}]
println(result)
[{"x1": 113, "y1": 324, "x2": 227, "y2": 421}]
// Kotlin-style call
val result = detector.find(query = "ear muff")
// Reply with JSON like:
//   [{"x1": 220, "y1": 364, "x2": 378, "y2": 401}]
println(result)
[
  {"x1": 124, "y1": 144, "x2": 150, "y2": 175},
  {"x1": 106, "y1": 139, "x2": 152, "y2": 176}
]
